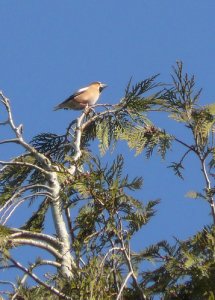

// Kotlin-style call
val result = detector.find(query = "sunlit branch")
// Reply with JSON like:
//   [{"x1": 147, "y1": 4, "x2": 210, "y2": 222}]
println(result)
[
  {"x1": 65, "y1": 207, "x2": 75, "y2": 244},
  {"x1": 1, "y1": 198, "x2": 25, "y2": 225},
  {"x1": 68, "y1": 108, "x2": 88, "y2": 174},
  {"x1": 0, "y1": 138, "x2": 20, "y2": 145},
  {"x1": 11, "y1": 238, "x2": 62, "y2": 259},
  {"x1": 200, "y1": 158, "x2": 215, "y2": 225},
  {"x1": 10, "y1": 228, "x2": 60, "y2": 248},
  {"x1": 0, "y1": 183, "x2": 54, "y2": 216}
]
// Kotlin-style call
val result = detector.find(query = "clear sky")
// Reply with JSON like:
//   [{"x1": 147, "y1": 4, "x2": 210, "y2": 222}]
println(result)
[{"x1": 0, "y1": 0, "x2": 215, "y2": 286}]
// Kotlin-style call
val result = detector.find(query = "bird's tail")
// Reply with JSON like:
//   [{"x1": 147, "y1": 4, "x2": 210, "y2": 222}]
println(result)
[{"x1": 53, "y1": 104, "x2": 63, "y2": 111}]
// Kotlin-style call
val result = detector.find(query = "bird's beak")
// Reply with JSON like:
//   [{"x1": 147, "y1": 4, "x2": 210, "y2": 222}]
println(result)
[{"x1": 101, "y1": 83, "x2": 108, "y2": 89}]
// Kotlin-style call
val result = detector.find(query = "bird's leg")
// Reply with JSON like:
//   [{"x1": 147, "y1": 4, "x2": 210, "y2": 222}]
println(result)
[{"x1": 84, "y1": 104, "x2": 95, "y2": 117}]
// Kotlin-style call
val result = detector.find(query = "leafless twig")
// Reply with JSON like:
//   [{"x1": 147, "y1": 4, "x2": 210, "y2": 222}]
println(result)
[{"x1": 8, "y1": 257, "x2": 73, "y2": 300}]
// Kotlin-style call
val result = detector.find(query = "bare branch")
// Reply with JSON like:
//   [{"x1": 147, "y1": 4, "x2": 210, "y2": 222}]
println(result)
[
  {"x1": 0, "y1": 280, "x2": 16, "y2": 291},
  {"x1": 0, "y1": 138, "x2": 20, "y2": 145},
  {"x1": 10, "y1": 228, "x2": 60, "y2": 248},
  {"x1": 0, "y1": 120, "x2": 9, "y2": 125},
  {"x1": 116, "y1": 215, "x2": 146, "y2": 300},
  {"x1": 116, "y1": 271, "x2": 132, "y2": 300},
  {"x1": 65, "y1": 207, "x2": 75, "y2": 244},
  {"x1": 100, "y1": 247, "x2": 123, "y2": 268},
  {"x1": 0, "y1": 183, "x2": 54, "y2": 214},
  {"x1": 11, "y1": 259, "x2": 61, "y2": 300},
  {"x1": 1, "y1": 198, "x2": 25, "y2": 225},
  {"x1": 200, "y1": 158, "x2": 215, "y2": 225},
  {"x1": 8, "y1": 257, "x2": 73, "y2": 300},
  {"x1": 174, "y1": 136, "x2": 197, "y2": 153},
  {"x1": 11, "y1": 238, "x2": 62, "y2": 259},
  {"x1": 0, "y1": 160, "x2": 49, "y2": 175},
  {"x1": 68, "y1": 109, "x2": 87, "y2": 174},
  {"x1": 1, "y1": 194, "x2": 47, "y2": 226},
  {"x1": 0, "y1": 91, "x2": 53, "y2": 170},
  {"x1": 0, "y1": 184, "x2": 55, "y2": 224}
]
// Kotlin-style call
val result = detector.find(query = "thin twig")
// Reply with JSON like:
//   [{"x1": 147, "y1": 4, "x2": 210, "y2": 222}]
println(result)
[
  {"x1": 116, "y1": 215, "x2": 146, "y2": 300},
  {"x1": 200, "y1": 158, "x2": 215, "y2": 225},
  {"x1": 174, "y1": 136, "x2": 197, "y2": 153},
  {"x1": 0, "y1": 184, "x2": 54, "y2": 214},
  {"x1": 11, "y1": 260, "x2": 61, "y2": 300},
  {"x1": 0, "y1": 138, "x2": 20, "y2": 145},
  {"x1": 1, "y1": 199, "x2": 25, "y2": 225},
  {"x1": 0, "y1": 160, "x2": 49, "y2": 175},
  {"x1": 8, "y1": 257, "x2": 73, "y2": 300},
  {"x1": 116, "y1": 271, "x2": 132, "y2": 300},
  {"x1": 100, "y1": 247, "x2": 122, "y2": 268},
  {"x1": 0, "y1": 280, "x2": 16, "y2": 291}
]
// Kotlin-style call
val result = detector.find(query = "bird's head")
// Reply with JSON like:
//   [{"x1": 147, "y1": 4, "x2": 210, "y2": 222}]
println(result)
[{"x1": 90, "y1": 81, "x2": 108, "y2": 92}]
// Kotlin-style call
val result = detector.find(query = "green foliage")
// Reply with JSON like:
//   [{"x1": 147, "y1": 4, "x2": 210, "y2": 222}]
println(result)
[
  {"x1": 80, "y1": 76, "x2": 172, "y2": 158},
  {"x1": 139, "y1": 226, "x2": 215, "y2": 299},
  {"x1": 168, "y1": 161, "x2": 184, "y2": 179},
  {"x1": 31, "y1": 132, "x2": 72, "y2": 161},
  {"x1": 164, "y1": 61, "x2": 202, "y2": 116},
  {"x1": 71, "y1": 155, "x2": 158, "y2": 250},
  {"x1": 14, "y1": 257, "x2": 118, "y2": 300},
  {"x1": 185, "y1": 190, "x2": 206, "y2": 200},
  {"x1": 21, "y1": 198, "x2": 50, "y2": 232},
  {"x1": 28, "y1": 75, "x2": 172, "y2": 162},
  {"x1": 0, "y1": 225, "x2": 12, "y2": 264},
  {"x1": 1, "y1": 62, "x2": 215, "y2": 300},
  {"x1": 191, "y1": 106, "x2": 215, "y2": 148},
  {"x1": 0, "y1": 224, "x2": 11, "y2": 252},
  {"x1": 163, "y1": 61, "x2": 215, "y2": 152},
  {"x1": 122, "y1": 75, "x2": 163, "y2": 111},
  {"x1": 0, "y1": 155, "x2": 34, "y2": 205},
  {"x1": 0, "y1": 154, "x2": 53, "y2": 229}
]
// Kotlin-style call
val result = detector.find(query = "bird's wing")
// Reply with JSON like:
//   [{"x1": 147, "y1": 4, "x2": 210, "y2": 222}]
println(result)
[
  {"x1": 74, "y1": 86, "x2": 89, "y2": 95},
  {"x1": 69, "y1": 86, "x2": 89, "y2": 103},
  {"x1": 56, "y1": 86, "x2": 89, "y2": 108}
]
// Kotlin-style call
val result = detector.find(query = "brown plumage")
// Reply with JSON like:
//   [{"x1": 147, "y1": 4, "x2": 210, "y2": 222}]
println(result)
[{"x1": 54, "y1": 81, "x2": 107, "y2": 111}]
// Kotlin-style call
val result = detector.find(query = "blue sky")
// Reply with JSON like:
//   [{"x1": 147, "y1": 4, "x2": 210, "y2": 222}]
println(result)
[{"x1": 0, "y1": 0, "x2": 215, "y2": 287}]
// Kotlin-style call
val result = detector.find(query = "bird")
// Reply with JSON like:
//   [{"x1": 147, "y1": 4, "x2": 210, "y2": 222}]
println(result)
[{"x1": 54, "y1": 81, "x2": 107, "y2": 111}]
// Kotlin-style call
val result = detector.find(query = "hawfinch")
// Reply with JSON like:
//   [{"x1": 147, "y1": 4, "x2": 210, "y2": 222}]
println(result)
[{"x1": 54, "y1": 81, "x2": 107, "y2": 110}]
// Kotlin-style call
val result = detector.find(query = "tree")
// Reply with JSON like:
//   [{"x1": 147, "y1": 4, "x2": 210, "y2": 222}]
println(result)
[{"x1": 0, "y1": 63, "x2": 214, "y2": 299}]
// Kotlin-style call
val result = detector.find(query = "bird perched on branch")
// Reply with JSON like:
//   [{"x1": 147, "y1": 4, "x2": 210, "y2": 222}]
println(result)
[{"x1": 54, "y1": 81, "x2": 107, "y2": 111}]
